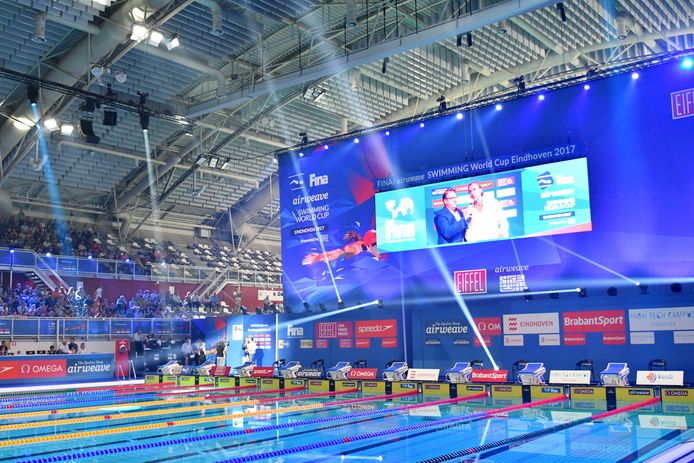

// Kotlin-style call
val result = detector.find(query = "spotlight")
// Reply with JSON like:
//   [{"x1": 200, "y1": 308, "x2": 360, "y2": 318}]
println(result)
[
  {"x1": 556, "y1": 2, "x2": 567, "y2": 22},
  {"x1": 631, "y1": 71, "x2": 639, "y2": 80},
  {"x1": 681, "y1": 57, "x2": 694, "y2": 70},
  {"x1": 88, "y1": 255, "x2": 93, "y2": 260},
  {"x1": 299, "y1": 131, "x2": 308, "y2": 144},
  {"x1": 147, "y1": 30, "x2": 164, "y2": 46},
  {"x1": 671, "y1": 282, "x2": 682, "y2": 293},
  {"x1": 43, "y1": 117, "x2": 59, "y2": 132},
  {"x1": 210, "y1": 10, "x2": 224, "y2": 36},
  {"x1": 81, "y1": 98, "x2": 97, "y2": 112},
  {"x1": 114, "y1": 71, "x2": 128, "y2": 84},
  {"x1": 337, "y1": 300, "x2": 346, "y2": 309},
  {"x1": 323, "y1": 144, "x2": 329, "y2": 150},
  {"x1": 32, "y1": 12, "x2": 47, "y2": 43},
  {"x1": 91, "y1": 65, "x2": 104, "y2": 79},
  {"x1": 13, "y1": 117, "x2": 34, "y2": 131},
  {"x1": 9, "y1": 249, "x2": 14, "y2": 254},
  {"x1": 583, "y1": 84, "x2": 591, "y2": 90},
  {"x1": 381, "y1": 57, "x2": 389, "y2": 74},
  {"x1": 345, "y1": 0, "x2": 357, "y2": 28},
  {"x1": 436, "y1": 95, "x2": 447, "y2": 112},
  {"x1": 385, "y1": 131, "x2": 390, "y2": 136},
  {"x1": 60, "y1": 123, "x2": 75, "y2": 136},
  {"x1": 164, "y1": 33, "x2": 180, "y2": 50},
  {"x1": 513, "y1": 76, "x2": 526, "y2": 93},
  {"x1": 549, "y1": 292, "x2": 559, "y2": 299},
  {"x1": 130, "y1": 23, "x2": 149, "y2": 42},
  {"x1": 607, "y1": 286, "x2": 618, "y2": 296},
  {"x1": 184, "y1": 126, "x2": 194, "y2": 137},
  {"x1": 495, "y1": 104, "x2": 502, "y2": 111},
  {"x1": 466, "y1": 32, "x2": 473, "y2": 47},
  {"x1": 615, "y1": 15, "x2": 628, "y2": 39},
  {"x1": 419, "y1": 122, "x2": 425, "y2": 128},
  {"x1": 376, "y1": 299, "x2": 385, "y2": 308},
  {"x1": 350, "y1": 68, "x2": 361, "y2": 90},
  {"x1": 353, "y1": 138, "x2": 359, "y2": 143},
  {"x1": 577, "y1": 288, "x2": 587, "y2": 297},
  {"x1": 46, "y1": 252, "x2": 51, "y2": 257},
  {"x1": 639, "y1": 284, "x2": 649, "y2": 295},
  {"x1": 538, "y1": 94, "x2": 545, "y2": 101},
  {"x1": 27, "y1": 85, "x2": 39, "y2": 107},
  {"x1": 298, "y1": 152, "x2": 304, "y2": 157},
  {"x1": 139, "y1": 111, "x2": 150, "y2": 131},
  {"x1": 456, "y1": 113, "x2": 463, "y2": 120}
]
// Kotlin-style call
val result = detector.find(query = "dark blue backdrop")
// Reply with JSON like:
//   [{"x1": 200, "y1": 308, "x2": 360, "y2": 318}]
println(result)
[{"x1": 277, "y1": 60, "x2": 694, "y2": 382}]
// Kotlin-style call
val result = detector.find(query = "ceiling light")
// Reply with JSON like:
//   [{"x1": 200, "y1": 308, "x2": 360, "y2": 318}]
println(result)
[
  {"x1": 615, "y1": 15, "x2": 629, "y2": 39},
  {"x1": 91, "y1": 65, "x2": 104, "y2": 78},
  {"x1": 147, "y1": 30, "x2": 164, "y2": 47},
  {"x1": 27, "y1": 85, "x2": 39, "y2": 107},
  {"x1": 165, "y1": 33, "x2": 180, "y2": 50},
  {"x1": 114, "y1": 71, "x2": 128, "y2": 84},
  {"x1": 210, "y1": 10, "x2": 223, "y2": 36},
  {"x1": 130, "y1": 23, "x2": 149, "y2": 42},
  {"x1": 461, "y1": 60, "x2": 470, "y2": 84},
  {"x1": 32, "y1": 12, "x2": 47, "y2": 44},
  {"x1": 13, "y1": 117, "x2": 34, "y2": 131},
  {"x1": 60, "y1": 123, "x2": 75, "y2": 135},
  {"x1": 44, "y1": 117, "x2": 59, "y2": 131},
  {"x1": 130, "y1": 7, "x2": 147, "y2": 22},
  {"x1": 345, "y1": 0, "x2": 357, "y2": 28}
]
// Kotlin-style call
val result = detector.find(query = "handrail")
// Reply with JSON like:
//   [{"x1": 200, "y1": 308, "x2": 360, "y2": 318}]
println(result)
[{"x1": 33, "y1": 252, "x2": 71, "y2": 293}]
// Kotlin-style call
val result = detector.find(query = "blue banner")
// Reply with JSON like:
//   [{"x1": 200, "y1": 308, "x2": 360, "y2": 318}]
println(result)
[
  {"x1": 153, "y1": 320, "x2": 172, "y2": 336},
  {"x1": 39, "y1": 319, "x2": 57, "y2": 336},
  {"x1": 64, "y1": 319, "x2": 88, "y2": 336},
  {"x1": 0, "y1": 320, "x2": 10, "y2": 336},
  {"x1": 111, "y1": 320, "x2": 132, "y2": 335},
  {"x1": 12, "y1": 319, "x2": 38, "y2": 336}
]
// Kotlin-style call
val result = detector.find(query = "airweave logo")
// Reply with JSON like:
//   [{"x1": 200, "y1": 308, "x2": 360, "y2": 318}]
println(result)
[{"x1": 536, "y1": 171, "x2": 554, "y2": 189}]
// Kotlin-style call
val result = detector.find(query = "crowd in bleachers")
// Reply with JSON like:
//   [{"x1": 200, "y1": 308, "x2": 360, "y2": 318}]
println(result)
[{"x1": 0, "y1": 283, "x2": 225, "y2": 318}]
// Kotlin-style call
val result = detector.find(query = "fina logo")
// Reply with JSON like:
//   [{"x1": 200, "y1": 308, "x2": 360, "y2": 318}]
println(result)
[
  {"x1": 309, "y1": 173, "x2": 329, "y2": 187},
  {"x1": 287, "y1": 325, "x2": 304, "y2": 337},
  {"x1": 385, "y1": 197, "x2": 415, "y2": 219},
  {"x1": 536, "y1": 171, "x2": 554, "y2": 190},
  {"x1": 288, "y1": 174, "x2": 305, "y2": 191}
]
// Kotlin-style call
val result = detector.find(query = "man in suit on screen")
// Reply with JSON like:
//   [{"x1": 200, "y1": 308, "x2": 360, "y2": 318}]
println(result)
[{"x1": 434, "y1": 188, "x2": 468, "y2": 244}]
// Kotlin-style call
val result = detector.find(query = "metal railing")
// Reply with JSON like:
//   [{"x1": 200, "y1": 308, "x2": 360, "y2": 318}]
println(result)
[
  {"x1": 0, "y1": 317, "x2": 191, "y2": 341},
  {"x1": 0, "y1": 247, "x2": 282, "y2": 287}
]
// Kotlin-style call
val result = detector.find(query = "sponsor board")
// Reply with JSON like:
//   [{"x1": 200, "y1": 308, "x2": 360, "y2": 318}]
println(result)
[
  {"x1": 406, "y1": 368, "x2": 439, "y2": 381},
  {"x1": 674, "y1": 331, "x2": 694, "y2": 344},
  {"x1": 629, "y1": 307, "x2": 694, "y2": 332},
  {"x1": 361, "y1": 381, "x2": 386, "y2": 394},
  {"x1": 355, "y1": 338, "x2": 371, "y2": 348},
  {"x1": 570, "y1": 387, "x2": 607, "y2": 400},
  {"x1": 348, "y1": 368, "x2": 378, "y2": 380},
  {"x1": 539, "y1": 334, "x2": 561, "y2": 346},
  {"x1": 549, "y1": 370, "x2": 591, "y2": 385},
  {"x1": 393, "y1": 382, "x2": 419, "y2": 394},
  {"x1": 474, "y1": 317, "x2": 502, "y2": 336},
  {"x1": 285, "y1": 324, "x2": 305, "y2": 338},
  {"x1": 453, "y1": 338, "x2": 470, "y2": 345},
  {"x1": 296, "y1": 368, "x2": 323, "y2": 378},
  {"x1": 239, "y1": 377, "x2": 258, "y2": 387},
  {"x1": 602, "y1": 333, "x2": 626, "y2": 345},
  {"x1": 315, "y1": 339, "x2": 328, "y2": 349},
  {"x1": 457, "y1": 384, "x2": 487, "y2": 396},
  {"x1": 499, "y1": 273, "x2": 526, "y2": 293},
  {"x1": 636, "y1": 371, "x2": 684, "y2": 386},
  {"x1": 665, "y1": 404, "x2": 694, "y2": 413},
  {"x1": 425, "y1": 320, "x2": 469, "y2": 336},
  {"x1": 66, "y1": 357, "x2": 113, "y2": 377},
  {"x1": 491, "y1": 385, "x2": 522, "y2": 398},
  {"x1": 0, "y1": 359, "x2": 66, "y2": 381},
  {"x1": 661, "y1": 388, "x2": 694, "y2": 403},
  {"x1": 307, "y1": 380, "x2": 330, "y2": 392},
  {"x1": 530, "y1": 385, "x2": 563, "y2": 400},
  {"x1": 251, "y1": 367, "x2": 274, "y2": 378},
  {"x1": 504, "y1": 335, "x2": 524, "y2": 347},
  {"x1": 422, "y1": 382, "x2": 451, "y2": 396},
  {"x1": 615, "y1": 388, "x2": 653, "y2": 401},
  {"x1": 315, "y1": 321, "x2": 352, "y2": 339},
  {"x1": 425, "y1": 339, "x2": 441, "y2": 346},
  {"x1": 474, "y1": 335, "x2": 491, "y2": 347},
  {"x1": 335, "y1": 380, "x2": 357, "y2": 391},
  {"x1": 671, "y1": 87, "x2": 694, "y2": 119},
  {"x1": 564, "y1": 334, "x2": 586, "y2": 346},
  {"x1": 299, "y1": 339, "x2": 313, "y2": 349},
  {"x1": 355, "y1": 320, "x2": 397, "y2": 338},
  {"x1": 563, "y1": 310, "x2": 625, "y2": 333},
  {"x1": 260, "y1": 378, "x2": 280, "y2": 390},
  {"x1": 630, "y1": 331, "x2": 655, "y2": 345},
  {"x1": 472, "y1": 370, "x2": 508, "y2": 383},
  {"x1": 639, "y1": 415, "x2": 688, "y2": 429},
  {"x1": 454, "y1": 269, "x2": 487, "y2": 294},
  {"x1": 382, "y1": 338, "x2": 398, "y2": 348},
  {"x1": 338, "y1": 339, "x2": 353, "y2": 349},
  {"x1": 503, "y1": 312, "x2": 559, "y2": 334}
]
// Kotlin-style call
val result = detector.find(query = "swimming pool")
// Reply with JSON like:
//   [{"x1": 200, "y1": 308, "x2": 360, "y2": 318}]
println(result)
[{"x1": 0, "y1": 382, "x2": 691, "y2": 463}]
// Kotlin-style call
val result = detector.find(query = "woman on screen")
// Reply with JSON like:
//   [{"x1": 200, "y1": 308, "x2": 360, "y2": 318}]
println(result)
[{"x1": 464, "y1": 180, "x2": 509, "y2": 242}]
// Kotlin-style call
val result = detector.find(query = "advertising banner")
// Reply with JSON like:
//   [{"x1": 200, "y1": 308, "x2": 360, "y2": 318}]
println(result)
[
  {"x1": 348, "y1": 368, "x2": 378, "y2": 380},
  {"x1": 472, "y1": 370, "x2": 508, "y2": 383},
  {"x1": 251, "y1": 367, "x2": 274, "y2": 377}
]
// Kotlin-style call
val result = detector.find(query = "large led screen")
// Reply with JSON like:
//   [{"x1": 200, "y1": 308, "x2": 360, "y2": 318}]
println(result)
[{"x1": 375, "y1": 157, "x2": 592, "y2": 252}]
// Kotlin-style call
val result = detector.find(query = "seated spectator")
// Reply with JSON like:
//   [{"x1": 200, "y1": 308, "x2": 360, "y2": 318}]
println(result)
[
  {"x1": 78, "y1": 342, "x2": 87, "y2": 354},
  {"x1": 0, "y1": 341, "x2": 8, "y2": 356},
  {"x1": 48, "y1": 345, "x2": 57, "y2": 355},
  {"x1": 68, "y1": 337, "x2": 78, "y2": 354}
]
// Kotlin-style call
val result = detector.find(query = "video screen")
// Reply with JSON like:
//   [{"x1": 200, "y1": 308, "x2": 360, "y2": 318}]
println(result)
[{"x1": 375, "y1": 157, "x2": 592, "y2": 253}]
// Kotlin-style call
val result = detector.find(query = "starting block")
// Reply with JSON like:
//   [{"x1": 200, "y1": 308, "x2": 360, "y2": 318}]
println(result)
[
  {"x1": 326, "y1": 361, "x2": 352, "y2": 380},
  {"x1": 236, "y1": 361, "x2": 255, "y2": 377},
  {"x1": 157, "y1": 360, "x2": 181, "y2": 375},
  {"x1": 382, "y1": 361, "x2": 408, "y2": 381},
  {"x1": 279, "y1": 361, "x2": 302, "y2": 378},
  {"x1": 517, "y1": 362, "x2": 546, "y2": 385},
  {"x1": 601, "y1": 362, "x2": 630, "y2": 386},
  {"x1": 445, "y1": 362, "x2": 473, "y2": 383}
]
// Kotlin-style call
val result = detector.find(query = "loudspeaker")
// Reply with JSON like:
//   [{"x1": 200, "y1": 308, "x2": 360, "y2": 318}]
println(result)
[{"x1": 103, "y1": 110, "x2": 117, "y2": 126}]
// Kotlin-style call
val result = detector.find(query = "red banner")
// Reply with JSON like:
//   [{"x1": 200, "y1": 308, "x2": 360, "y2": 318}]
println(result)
[
  {"x1": 348, "y1": 368, "x2": 378, "y2": 380},
  {"x1": 602, "y1": 333, "x2": 626, "y2": 345},
  {"x1": 454, "y1": 269, "x2": 487, "y2": 294},
  {"x1": 355, "y1": 319, "x2": 397, "y2": 338},
  {"x1": 474, "y1": 317, "x2": 502, "y2": 336},
  {"x1": 564, "y1": 334, "x2": 586, "y2": 346},
  {"x1": 471, "y1": 369, "x2": 508, "y2": 383},
  {"x1": 251, "y1": 367, "x2": 274, "y2": 377},
  {"x1": 355, "y1": 338, "x2": 371, "y2": 348},
  {"x1": 0, "y1": 359, "x2": 67, "y2": 381},
  {"x1": 563, "y1": 310, "x2": 625, "y2": 333},
  {"x1": 315, "y1": 339, "x2": 328, "y2": 349},
  {"x1": 474, "y1": 336, "x2": 492, "y2": 347},
  {"x1": 381, "y1": 338, "x2": 398, "y2": 348}
]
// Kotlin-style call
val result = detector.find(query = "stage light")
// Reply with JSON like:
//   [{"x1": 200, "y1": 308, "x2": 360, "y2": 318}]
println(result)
[
  {"x1": 32, "y1": 12, "x2": 47, "y2": 43},
  {"x1": 615, "y1": 15, "x2": 628, "y2": 40},
  {"x1": 513, "y1": 76, "x2": 526, "y2": 93},
  {"x1": 46, "y1": 252, "x2": 51, "y2": 257},
  {"x1": 80, "y1": 119, "x2": 100, "y2": 144},
  {"x1": 125, "y1": 258, "x2": 130, "y2": 263},
  {"x1": 164, "y1": 33, "x2": 180, "y2": 50},
  {"x1": 345, "y1": 0, "x2": 357, "y2": 28},
  {"x1": 147, "y1": 30, "x2": 164, "y2": 46},
  {"x1": 556, "y1": 2, "x2": 567, "y2": 22},
  {"x1": 303, "y1": 301, "x2": 310, "y2": 312},
  {"x1": 456, "y1": 113, "x2": 463, "y2": 120},
  {"x1": 607, "y1": 286, "x2": 618, "y2": 296},
  {"x1": 639, "y1": 284, "x2": 649, "y2": 295},
  {"x1": 419, "y1": 122, "x2": 425, "y2": 128},
  {"x1": 538, "y1": 94, "x2": 545, "y2": 101},
  {"x1": 9, "y1": 249, "x2": 14, "y2": 254},
  {"x1": 376, "y1": 299, "x2": 385, "y2": 308},
  {"x1": 298, "y1": 152, "x2": 304, "y2": 157},
  {"x1": 139, "y1": 111, "x2": 150, "y2": 131},
  {"x1": 299, "y1": 131, "x2": 308, "y2": 144},
  {"x1": 60, "y1": 123, "x2": 74, "y2": 135},
  {"x1": 91, "y1": 65, "x2": 104, "y2": 79},
  {"x1": 319, "y1": 303, "x2": 327, "y2": 312},
  {"x1": 130, "y1": 23, "x2": 149, "y2": 41},
  {"x1": 88, "y1": 255, "x2": 93, "y2": 260},
  {"x1": 577, "y1": 287, "x2": 587, "y2": 297},
  {"x1": 495, "y1": 104, "x2": 502, "y2": 111},
  {"x1": 385, "y1": 131, "x2": 390, "y2": 136},
  {"x1": 353, "y1": 138, "x2": 359, "y2": 143},
  {"x1": 583, "y1": 84, "x2": 591, "y2": 90},
  {"x1": 27, "y1": 85, "x2": 39, "y2": 107},
  {"x1": 337, "y1": 300, "x2": 346, "y2": 309},
  {"x1": 44, "y1": 117, "x2": 59, "y2": 131},
  {"x1": 523, "y1": 288, "x2": 533, "y2": 301},
  {"x1": 461, "y1": 60, "x2": 470, "y2": 84},
  {"x1": 381, "y1": 57, "x2": 389, "y2": 74},
  {"x1": 681, "y1": 57, "x2": 693, "y2": 70},
  {"x1": 210, "y1": 9, "x2": 224, "y2": 36},
  {"x1": 183, "y1": 126, "x2": 194, "y2": 137},
  {"x1": 323, "y1": 144, "x2": 329, "y2": 150},
  {"x1": 115, "y1": 71, "x2": 128, "y2": 83},
  {"x1": 671, "y1": 282, "x2": 682, "y2": 293},
  {"x1": 631, "y1": 71, "x2": 639, "y2": 80}
]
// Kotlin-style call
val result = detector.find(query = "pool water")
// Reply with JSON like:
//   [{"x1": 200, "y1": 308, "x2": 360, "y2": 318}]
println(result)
[{"x1": 0, "y1": 384, "x2": 691, "y2": 463}]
